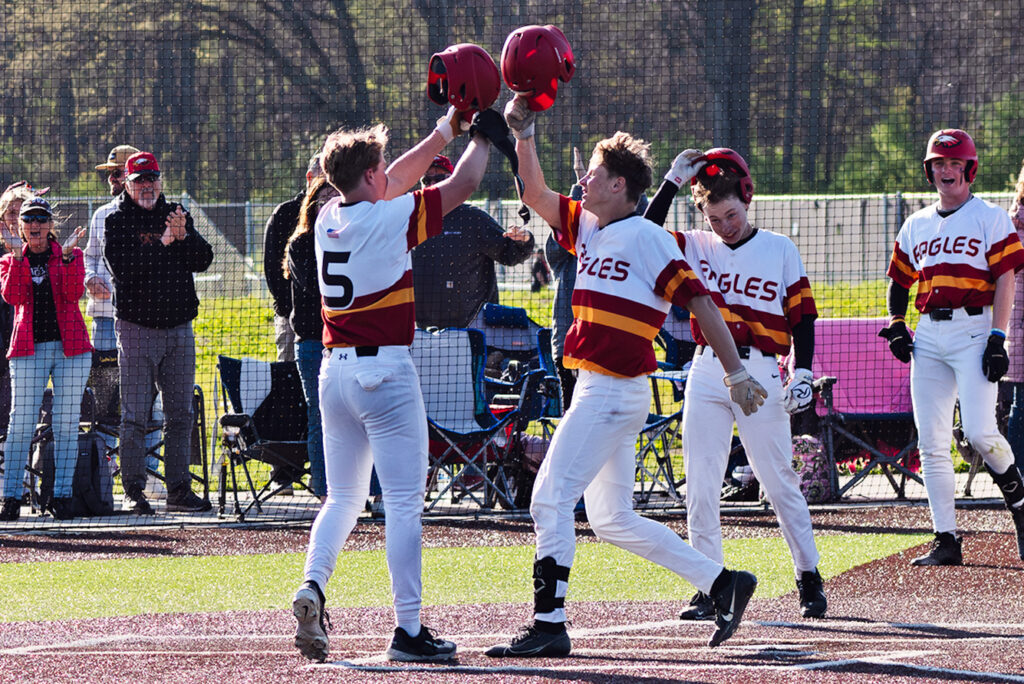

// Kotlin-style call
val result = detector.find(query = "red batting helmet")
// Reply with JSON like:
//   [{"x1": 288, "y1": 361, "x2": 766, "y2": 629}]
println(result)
[
  {"x1": 923, "y1": 129, "x2": 978, "y2": 184},
  {"x1": 692, "y1": 148, "x2": 754, "y2": 205},
  {"x1": 500, "y1": 25, "x2": 575, "y2": 112},
  {"x1": 427, "y1": 43, "x2": 500, "y2": 113}
]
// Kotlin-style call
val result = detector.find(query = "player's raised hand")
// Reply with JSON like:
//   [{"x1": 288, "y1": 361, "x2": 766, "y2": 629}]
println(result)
[
  {"x1": 435, "y1": 105, "x2": 471, "y2": 144},
  {"x1": 504, "y1": 95, "x2": 536, "y2": 140},
  {"x1": 665, "y1": 149, "x2": 707, "y2": 187},
  {"x1": 723, "y1": 367, "x2": 768, "y2": 416},
  {"x1": 61, "y1": 225, "x2": 87, "y2": 258},
  {"x1": 878, "y1": 319, "x2": 913, "y2": 363},
  {"x1": 782, "y1": 368, "x2": 815, "y2": 414},
  {"x1": 982, "y1": 333, "x2": 1009, "y2": 382},
  {"x1": 572, "y1": 147, "x2": 586, "y2": 182}
]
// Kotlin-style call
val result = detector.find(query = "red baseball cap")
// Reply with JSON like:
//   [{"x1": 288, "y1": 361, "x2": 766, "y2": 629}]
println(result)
[
  {"x1": 125, "y1": 152, "x2": 161, "y2": 180},
  {"x1": 429, "y1": 155, "x2": 454, "y2": 175}
]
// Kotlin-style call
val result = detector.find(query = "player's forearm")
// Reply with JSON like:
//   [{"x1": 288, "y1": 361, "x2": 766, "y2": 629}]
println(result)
[
  {"x1": 991, "y1": 269, "x2": 1015, "y2": 332},
  {"x1": 688, "y1": 295, "x2": 743, "y2": 374},
  {"x1": 515, "y1": 136, "x2": 562, "y2": 229},
  {"x1": 438, "y1": 136, "x2": 490, "y2": 216},
  {"x1": 385, "y1": 131, "x2": 449, "y2": 200},
  {"x1": 886, "y1": 279, "x2": 910, "y2": 321}
]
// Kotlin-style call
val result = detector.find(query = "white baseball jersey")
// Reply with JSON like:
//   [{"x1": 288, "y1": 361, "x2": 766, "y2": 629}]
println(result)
[
  {"x1": 554, "y1": 195, "x2": 707, "y2": 377},
  {"x1": 887, "y1": 196, "x2": 1024, "y2": 312},
  {"x1": 314, "y1": 188, "x2": 442, "y2": 347}
]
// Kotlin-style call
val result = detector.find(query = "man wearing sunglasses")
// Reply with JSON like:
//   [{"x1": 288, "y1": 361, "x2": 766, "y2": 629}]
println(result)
[{"x1": 103, "y1": 151, "x2": 214, "y2": 516}]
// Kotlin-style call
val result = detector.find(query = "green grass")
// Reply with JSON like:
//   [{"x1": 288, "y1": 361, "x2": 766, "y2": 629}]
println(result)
[{"x1": 0, "y1": 533, "x2": 926, "y2": 622}]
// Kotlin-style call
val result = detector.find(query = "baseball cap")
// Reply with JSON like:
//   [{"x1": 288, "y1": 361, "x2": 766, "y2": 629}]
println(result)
[
  {"x1": 429, "y1": 155, "x2": 454, "y2": 175},
  {"x1": 19, "y1": 197, "x2": 53, "y2": 217},
  {"x1": 125, "y1": 152, "x2": 161, "y2": 180},
  {"x1": 96, "y1": 145, "x2": 141, "y2": 171}
]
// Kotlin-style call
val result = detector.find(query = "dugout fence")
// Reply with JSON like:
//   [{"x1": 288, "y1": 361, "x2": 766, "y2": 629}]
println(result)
[{"x1": 0, "y1": 0, "x2": 1020, "y2": 530}]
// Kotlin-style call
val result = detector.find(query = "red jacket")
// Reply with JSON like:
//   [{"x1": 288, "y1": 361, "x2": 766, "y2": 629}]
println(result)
[{"x1": 0, "y1": 240, "x2": 91, "y2": 359}]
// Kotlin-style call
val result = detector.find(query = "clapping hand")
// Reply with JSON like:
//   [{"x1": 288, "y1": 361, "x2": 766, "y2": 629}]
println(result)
[
  {"x1": 61, "y1": 225, "x2": 86, "y2": 258},
  {"x1": 0, "y1": 223, "x2": 22, "y2": 255},
  {"x1": 162, "y1": 207, "x2": 188, "y2": 245}
]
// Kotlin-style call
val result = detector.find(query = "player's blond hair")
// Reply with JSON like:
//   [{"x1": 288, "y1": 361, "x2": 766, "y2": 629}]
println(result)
[
  {"x1": 592, "y1": 131, "x2": 653, "y2": 205},
  {"x1": 320, "y1": 124, "x2": 389, "y2": 194},
  {"x1": 692, "y1": 168, "x2": 745, "y2": 211}
]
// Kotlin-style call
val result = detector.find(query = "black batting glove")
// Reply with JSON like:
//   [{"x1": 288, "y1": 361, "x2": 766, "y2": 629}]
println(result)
[
  {"x1": 878, "y1": 320, "x2": 913, "y2": 364},
  {"x1": 982, "y1": 333, "x2": 1009, "y2": 382},
  {"x1": 469, "y1": 109, "x2": 510, "y2": 145}
]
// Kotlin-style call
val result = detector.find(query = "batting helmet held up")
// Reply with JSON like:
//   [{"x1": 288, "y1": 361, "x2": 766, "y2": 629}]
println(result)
[
  {"x1": 500, "y1": 25, "x2": 575, "y2": 112},
  {"x1": 923, "y1": 129, "x2": 978, "y2": 184},
  {"x1": 427, "y1": 43, "x2": 501, "y2": 113},
  {"x1": 693, "y1": 148, "x2": 755, "y2": 205}
]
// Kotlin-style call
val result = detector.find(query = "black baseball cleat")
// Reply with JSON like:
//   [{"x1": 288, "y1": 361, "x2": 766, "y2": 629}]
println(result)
[
  {"x1": 679, "y1": 591, "x2": 715, "y2": 621},
  {"x1": 708, "y1": 570, "x2": 757, "y2": 648},
  {"x1": 796, "y1": 569, "x2": 827, "y2": 618},
  {"x1": 292, "y1": 581, "x2": 330, "y2": 662},
  {"x1": 1010, "y1": 504, "x2": 1024, "y2": 562},
  {"x1": 385, "y1": 625, "x2": 457, "y2": 662},
  {"x1": 485, "y1": 621, "x2": 571, "y2": 658},
  {"x1": 911, "y1": 532, "x2": 962, "y2": 566}
]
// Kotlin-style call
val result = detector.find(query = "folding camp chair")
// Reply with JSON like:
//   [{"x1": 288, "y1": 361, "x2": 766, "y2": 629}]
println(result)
[
  {"x1": 813, "y1": 317, "x2": 922, "y2": 499},
  {"x1": 215, "y1": 355, "x2": 309, "y2": 520},
  {"x1": 411, "y1": 327, "x2": 544, "y2": 511},
  {"x1": 476, "y1": 303, "x2": 544, "y2": 403}
]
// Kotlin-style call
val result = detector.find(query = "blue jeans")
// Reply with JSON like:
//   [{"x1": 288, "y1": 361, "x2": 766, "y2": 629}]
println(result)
[
  {"x1": 91, "y1": 317, "x2": 117, "y2": 353},
  {"x1": 295, "y1": 340, "x2": 326, "y2": 497},
  {"x1": 3, "y1": 343, "x2": 91, "y2": 499},
  {"x1": 1007, "y1": 382, "x2": 1024, "y2": 475}
]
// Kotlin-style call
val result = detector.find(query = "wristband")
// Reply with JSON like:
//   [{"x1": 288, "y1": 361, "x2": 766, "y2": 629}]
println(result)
[
  {"x1": 889, "y1": 315, "x2": 905, "y2": 324},
  {"x1": 990, "y1": 328, "x2": 1007, "y2": 339},
  {"x1": 434, "y1": 115, "x2": 455, "y2": 144}
]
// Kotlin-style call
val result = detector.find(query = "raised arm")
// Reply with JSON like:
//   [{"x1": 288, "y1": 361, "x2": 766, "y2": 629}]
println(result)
[
  {"x1": 504, "y1": 95, "x2": 561, "y2": 230},
  {"x1": 432, "y1": 131, "x2": 492, "y2": 216},
  {"x1": 384, "y1": 107, "x2": 464, "y2": 200}
]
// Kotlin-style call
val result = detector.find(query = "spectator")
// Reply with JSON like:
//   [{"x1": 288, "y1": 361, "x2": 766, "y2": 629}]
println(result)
[
  {"x1": 411, "y1": 154, "x2": 534, "y2": 330},
  {"x1": 283, "y1": 175, "x2": 338, "y2": 500},
  {"x1": 264, "y1": 153, "x2": 323, "y2": 362},
  {"x1": 1005, "y1": 160, "x2": 1024, "y2": 477},
  {"x1": 0, "y1": 198, "x2": 90, "y2": 521},
  {"x1": 86, "y1": 145, "x2": 166, "y2": 500},
  {"x1": 103, "y1": 151, "x2": 214, "y2": 515},
  {"x1": 529, "y1": 247, "x2": 550, "y2": 292}
]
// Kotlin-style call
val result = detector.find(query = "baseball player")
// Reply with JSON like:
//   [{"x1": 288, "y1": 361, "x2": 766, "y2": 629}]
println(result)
[
  {"x1": 485, "y1": 95, "x2": 767, "y2": 658},
  {"x1": 881, "y1": 129, "x2": 1024, "y2": 565},
  {"x1": 645, "y1": 148, "x2": 827, "y2": 620},
  {"x1": 290, "y1": 105, "x2": 503, "y2": 663}
]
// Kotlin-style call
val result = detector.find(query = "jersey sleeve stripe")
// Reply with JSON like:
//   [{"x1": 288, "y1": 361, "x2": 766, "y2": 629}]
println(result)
[
  {"x1": 655, "y1": 260, "x2": 707, "y2": 307},
  {"x1": 556, "y1": 195, "x2": 581, "y2": 255},
  {"x1": 886, "y1": 241, "x2": 918, "y2": 287},
  {"x1": 988, "y1": 238, "x2": 1024, "y2": 278},
  {"x1": 406, "y1": 188, "x2": 443, "y2": 250}
]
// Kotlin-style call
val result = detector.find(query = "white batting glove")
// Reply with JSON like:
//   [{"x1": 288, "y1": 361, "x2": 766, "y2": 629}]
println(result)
[
  {"x1": 664, "y1": 149, "x2": 706, "y2": 187},
  {"x1": 723, "y1": 367, "x2": 768, "y2": 416},
  {"x1": 434, "y1": 105, "x2": 469, "y2": 144},
  {"x1": 782, "y1": 368, "x2": 814, "y2": 414},
  {"x1": 504, "y1": 96, "x2": 536, "y2": 140}
]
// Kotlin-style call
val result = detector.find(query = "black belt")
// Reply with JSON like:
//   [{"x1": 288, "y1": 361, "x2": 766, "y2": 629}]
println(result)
[
  {"x1": 928, "y1": 306, "x2": 983, "y2": 321},
  {"x1": 694, "y1": 345, "x2": 774, "y2": 360},
  {"x1": 355, "y1": 346, "x2": 379, "y2": 357}
]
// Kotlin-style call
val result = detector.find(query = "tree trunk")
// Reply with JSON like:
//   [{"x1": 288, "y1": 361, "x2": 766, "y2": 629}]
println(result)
[
  {"x1": 59, "y1": 77, "x2": 78, "y2": 178},
  {"x1": 802, "y1": 0, "x2": 833, "y2": 184},
  {"x1": 781, "y1": 0, "x2": 804, "y2": 191}
]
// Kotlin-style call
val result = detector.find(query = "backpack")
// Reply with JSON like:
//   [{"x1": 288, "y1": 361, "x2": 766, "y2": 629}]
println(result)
[{"x1": 35, "y1": 431, "x2": 115, "y2": 517}]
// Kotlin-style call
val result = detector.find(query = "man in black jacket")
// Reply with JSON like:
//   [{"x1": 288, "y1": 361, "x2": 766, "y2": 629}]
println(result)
[
  {"x1": 263, "y1": 154, "x2": 322, "y2": 361},
  {"x1": 104, "y1": 151, "x2": 214, "y2": 515},
  {"x1": 411, "y1": 155, "x2": 534, "y2": 329}
]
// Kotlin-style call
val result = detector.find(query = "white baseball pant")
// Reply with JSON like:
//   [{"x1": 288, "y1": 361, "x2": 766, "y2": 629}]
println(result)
[
  {"x1": 531, "y1": 369, "x2": 724, "y2": 623},
  {"x1": 911, "y1": 307, "x2": 1015, "y2": 534},
  {"x1": 303, "y1": 346, "x2": 428, "y2": 634},
  {"x1": 682, "y1": 349, "x2": 821, "y2": 574}
]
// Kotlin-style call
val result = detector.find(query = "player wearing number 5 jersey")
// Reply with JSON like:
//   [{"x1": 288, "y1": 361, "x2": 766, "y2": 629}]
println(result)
[
  {"x1": 290, "y1": 107, "x2": 503, "y2": 664},
  {"x1": 486, "y1": 95, "x2": 767, "y2": 658},
  {"x1": 882, "y1": 129, "x2": 1024, "y2": 565},
  {"x1": 645, "y1": 147, "x2": 827, "y2": 620}
]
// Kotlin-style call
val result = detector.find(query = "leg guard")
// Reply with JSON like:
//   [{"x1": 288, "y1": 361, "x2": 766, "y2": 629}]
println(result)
[
  {"x1": 533, "y1": 556, "x2": 571, "y2": 616},
  {"x1": 986, "y1": 463, "x2": 1024, "y2": 509}
]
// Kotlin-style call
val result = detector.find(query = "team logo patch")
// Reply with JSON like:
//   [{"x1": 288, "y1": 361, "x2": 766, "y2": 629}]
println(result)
[{"x1": 934, "y1": 134, "x2": 960, "y2": 148}]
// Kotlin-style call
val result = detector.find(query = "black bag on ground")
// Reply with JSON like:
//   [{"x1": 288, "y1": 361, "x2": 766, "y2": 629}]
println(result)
[{"x1": 35, "y1": 431, "x2": 115, "y2": 517}]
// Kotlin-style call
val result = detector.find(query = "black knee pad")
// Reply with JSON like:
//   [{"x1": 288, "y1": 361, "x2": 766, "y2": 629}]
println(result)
[
  {"x1": 533, "y1": 556, "x2": 571, "y2": 614},
  {"x1": 986, "y1": 463, "x2": 1024, "y2": 508}
]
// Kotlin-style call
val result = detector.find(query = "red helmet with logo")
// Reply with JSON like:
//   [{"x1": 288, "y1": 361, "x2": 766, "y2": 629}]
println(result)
[
  {"x1": 692, "y1": 148, "x2": 754, "y2": 205},
  {"x1": 923, "y1": 129, "x2": 978, "y2": 184},
  {"x1": 427, "y1": 43, "x2": 500, "y2": 113},
  {"x1": 500, "y1": 25, "x2": 575, "y2": 112}
]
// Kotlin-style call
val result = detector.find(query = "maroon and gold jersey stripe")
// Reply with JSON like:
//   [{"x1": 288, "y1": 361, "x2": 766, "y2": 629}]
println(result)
[
  {"x1": 987, "y1": 234, "x2": 1024, "y2": 278},
  {"x1": 404, "y1": 187, "x2": 443, "y2": 250},
  {"x1": 555, "y1": 195, "x2": 582, "y2": 255},
  {"x1": 886, "y1": 241, "x2": 918, "y2": 289},
  {"x1": 322, "y1": 271, "x2": 416, "y2": 347},
  {"x1": 654, "y1": 259, "x2": 707, "y2": 308}
]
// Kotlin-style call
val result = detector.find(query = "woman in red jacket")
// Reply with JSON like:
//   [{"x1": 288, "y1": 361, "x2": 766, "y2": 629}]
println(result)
[{"x1": 0, "y1": 198, "x2": 90, "y2": 521}]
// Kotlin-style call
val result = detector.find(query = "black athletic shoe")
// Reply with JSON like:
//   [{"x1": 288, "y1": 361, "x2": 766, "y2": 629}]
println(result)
[
  {"x1": 0, "y1": 497, "x2": 20, "y2": 522},
  {"x1": 48, "y1": 497, "x2": 75, "y2": 521},
  {"x1": 485, "y1": 622, "x2": 571, "y2": 658},
  {"x1": 679, "y1": 591, "x2": 715, "y2": 620},
  {"x1": 910, "y1": 532, "x2": 962, "y2": 566},
  {"x1": 166, "y1": 490, "x2": 212, "y2": 513},
  {"x1": 293, "y1": 582, "x2": 330, "y2": 662},
  {"x1": 123, "y1": 490, "x2": 155, "y2": 516},
  {"x1": 1010, "y1": 505, "x2": 1024, "y2": 562},
  {"x1": 385, "y1": 625, "x2": 456, "y2": 662},
  {"x1": 708, "y1": 570, "x2": 757, "y2": 648},
  {"x1": 796, "y1": 569, "x2": 827, "y2": 618}
]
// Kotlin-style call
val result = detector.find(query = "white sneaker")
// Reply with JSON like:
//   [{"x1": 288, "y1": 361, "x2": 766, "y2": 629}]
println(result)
[{"x1": 144, "y1": 479, "x2": 167, "y2": 500}]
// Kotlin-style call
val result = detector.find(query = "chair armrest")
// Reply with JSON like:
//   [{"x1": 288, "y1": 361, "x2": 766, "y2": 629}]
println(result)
[{"x1": 220, "y1": 413, "x2": 254, "y2": 429}]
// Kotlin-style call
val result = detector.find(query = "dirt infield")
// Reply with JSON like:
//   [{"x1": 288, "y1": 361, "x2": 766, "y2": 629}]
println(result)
[{"x1": 1, "y1": 505, "x2": 1023, "y2": 682}]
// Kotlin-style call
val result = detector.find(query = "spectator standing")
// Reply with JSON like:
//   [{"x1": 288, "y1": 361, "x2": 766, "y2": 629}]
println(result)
[
  {"x1": 1004, "y1": 160, "x2": 1024, "y2": 477},
  {"x1": 0, "y1": 198, "x2": 90, "y2": 521},
  {"x1": 411, "y1": 154, "x2": 533, "y2": 330},
  {"x1": 103, "y1": 152, "x2": 214, "y2": 515},
  {"x1": 283, "y1": 176, "x2": 338, "y2": 500},
  {"x1": 265, "y1": 154, "x2": 323, "y2": 362}
]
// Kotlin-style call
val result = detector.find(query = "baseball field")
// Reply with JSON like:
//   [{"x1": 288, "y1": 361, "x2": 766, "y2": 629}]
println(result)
[{"x1": 2, "y1": 505, "x2": 1022, "y2": 682}]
